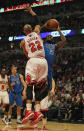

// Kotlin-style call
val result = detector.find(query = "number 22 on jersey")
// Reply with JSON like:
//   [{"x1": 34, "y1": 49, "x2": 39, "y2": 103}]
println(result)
[{"x1": 29, "y1": 40, "x2": 43, "y2": 53}]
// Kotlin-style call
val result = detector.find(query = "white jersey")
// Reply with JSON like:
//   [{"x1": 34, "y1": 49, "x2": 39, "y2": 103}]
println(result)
[
  {"x1": 0, "y1": 75, "x2": 8, "y2": 91},
  {"x1": 24, "y1": 32, "x2": 45, "y2": 58}
]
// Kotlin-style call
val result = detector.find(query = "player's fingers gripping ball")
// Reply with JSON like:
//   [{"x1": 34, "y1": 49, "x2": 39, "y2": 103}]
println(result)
[{"x1": 46, "y1": 19, "x2": 59, "y2": 30}]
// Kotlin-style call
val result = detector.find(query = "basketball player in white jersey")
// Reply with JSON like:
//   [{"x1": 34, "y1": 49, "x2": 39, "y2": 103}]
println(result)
[
  {"x1": 20, "y1": 22, "x2": 48, "y2": 125},
  {"x1": 0, "y1": 68, "x2": 9, "y2": 124},
  {"x1": 22, "y1": 6, "x2": 55, "y2": 130}
]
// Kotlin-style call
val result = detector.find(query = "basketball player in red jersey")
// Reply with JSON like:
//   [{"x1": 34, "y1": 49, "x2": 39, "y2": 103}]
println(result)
[
  {"x1": 0, "y1": 68, "x2": 9, "y2": 125},
  {"x1": 20, "y1": 14, "x2": 48, "y2": 125}
]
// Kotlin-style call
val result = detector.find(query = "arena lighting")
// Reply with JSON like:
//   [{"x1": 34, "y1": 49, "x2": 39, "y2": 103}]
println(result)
[
  {"x1": 8, "y1": 29, "x2": 74, "y2": 41},
  {"x1": 40, "y1": 30, "x2": 73, "y2": 38},
  {"x1": 14, "y1": 35, "x2": 25, "y2": 41},
  {"x1": 8, "y1": 36, "x2": 13, "y2": 41},
  {"x1": 81, "y1": 29, "x2": 84, "y2": 34},
  {"x1": 0, "y1": 0, "x2": 73, "y2": 13}
]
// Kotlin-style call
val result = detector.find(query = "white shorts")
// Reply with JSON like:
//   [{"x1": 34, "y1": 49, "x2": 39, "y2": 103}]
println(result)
[
  {"x1": 25, "y1": 57, "x2": 48, "y2": 83},
  {"x1": 40, "y1": 96, "x2": 48, "y2": 111},
  {"x1": 0, "y1": 91, "x2": 9, "y2": 104}
]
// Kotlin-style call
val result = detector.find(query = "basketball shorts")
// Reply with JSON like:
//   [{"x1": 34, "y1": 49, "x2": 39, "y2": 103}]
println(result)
[
  {"x1": 9, "y1": 91, "x2": 22, "y2": 106},
  {"x1": 0, "y1": 91, "x2": 9, "y2": 104},
  {"x1": 25, "y1": 57, "x2": 48, "y2": 84}
]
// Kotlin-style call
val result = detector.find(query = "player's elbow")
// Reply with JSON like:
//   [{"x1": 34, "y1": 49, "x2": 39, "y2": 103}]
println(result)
[
  {"x1": 60, "y1": 40, "x2": 66, "y2": 48},
  {"x1": 62, "y1": 37, "x2": 66, "y2": 42}
]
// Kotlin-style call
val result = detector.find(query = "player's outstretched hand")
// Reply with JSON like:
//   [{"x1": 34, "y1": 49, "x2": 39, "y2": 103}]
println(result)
[
  {"x1": 24, "y1": 4, "x2": 32, "y2": 12},
  {"x1": 24, "y1": 5, "x2": 36, "y2": 16}
]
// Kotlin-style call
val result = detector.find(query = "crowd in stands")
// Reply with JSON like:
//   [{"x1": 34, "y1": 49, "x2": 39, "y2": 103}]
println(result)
[
  {"x1": 48, "y1": 48, "x2": 84, "y2": 122},
  {"x1": 0, "y1": 45, "x2": 84, "y2": 122},
  {"x1": 0, "y1": 0, "x2": 84, "y2": 123}
]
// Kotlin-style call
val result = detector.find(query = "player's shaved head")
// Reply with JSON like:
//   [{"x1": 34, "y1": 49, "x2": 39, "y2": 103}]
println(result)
[
  {"x1": 46, "y1": 35, "x2": 53, "y2": 41},
  {"x1": 46, "y1": 34, "x2": 54, "y2": 44},
  {"x1": 23, "y1": 24, "x2": 32, "y2": 35}
]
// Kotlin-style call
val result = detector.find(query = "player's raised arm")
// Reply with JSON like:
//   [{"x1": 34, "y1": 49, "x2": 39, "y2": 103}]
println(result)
[
  {"x1": 57, "y1": 25, "x2": 66, "y2": 42},
  {"x1": 41, "y1": 21, "x2": 49, "y2": 30},
  {"x1": 33, "y1": 25, "x2": 41, "y2": 35},
  {"x1": 24, "y1": 5, "x2": 41, "y2": 34},
  {"x1": 56, "y1": 25, "x2": 66, "y2": 51},
  {"x1": 24, "y1": 5, "x2": 41, "y2": 25},
  {"x1": 24, "y1": 5, "x2": 36, "y2": 16}
]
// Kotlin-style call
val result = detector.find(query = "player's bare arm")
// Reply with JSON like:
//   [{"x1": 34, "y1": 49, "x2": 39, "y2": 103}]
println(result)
[
  {"x1": 41, "y1": 21, "x2": 48, "y2": 29},
  {"x1": 56, "y1": 25, "x2": 66, "y2": 51},
  {"x1": 20, "y1": 40, "x2": 28, "y2": 58},
  {"x1": 57, "y1": 25, "x2": 66, "y2": 42},
  {"x1": 50, "y1": 78, "x2": 55, "y2": 96},
  {"x1": 24, "y1": 5, "x2": 41, "y2": 35},
  {"x1": 19, "y1": 74, "x2": 27, "y2": 89},
  {"x1": 33, "y1": 25, "x2": 41, "y2": 35},
  {"x1": 19, "y1": 74, "x2": 27, "y2": 99},
  {"x1": 24, "y1": 5, "x2": 36, "y2": 16}
]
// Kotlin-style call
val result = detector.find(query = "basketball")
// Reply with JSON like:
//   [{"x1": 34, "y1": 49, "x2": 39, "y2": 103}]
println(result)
[{"x1": 47, "y1": 19, "x2": 59, "y2": 30}]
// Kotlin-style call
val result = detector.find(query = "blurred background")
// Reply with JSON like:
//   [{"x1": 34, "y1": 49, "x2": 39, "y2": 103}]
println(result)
[{"x1": 0, "y1": 0, "x2": 84, "y2": 122}]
